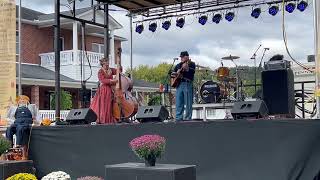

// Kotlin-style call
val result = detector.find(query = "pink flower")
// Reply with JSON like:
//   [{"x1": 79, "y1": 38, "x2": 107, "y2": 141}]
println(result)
[{"x1": 129, "y1": 135, "x2": 166, "y2": 159}]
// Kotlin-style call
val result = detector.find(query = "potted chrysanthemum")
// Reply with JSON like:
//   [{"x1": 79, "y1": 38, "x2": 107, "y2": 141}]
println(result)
[
  {"x1": 129, "y1": 135, "x2": 166, "y2": 167},
  {"x1": 41, "y1": 171, "x2": 71, "y2": 180}
]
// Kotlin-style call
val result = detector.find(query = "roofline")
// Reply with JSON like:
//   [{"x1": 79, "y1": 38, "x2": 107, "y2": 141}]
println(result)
[
  {"x1": 88, "y1": 33, "x2": 127, "y2": 41},
  {"x1": 20, "y1": 78, "x2": 159, "y2": 91},
  {"x1": 18, "y1": 9, "x2": 123, "y2": 30}
]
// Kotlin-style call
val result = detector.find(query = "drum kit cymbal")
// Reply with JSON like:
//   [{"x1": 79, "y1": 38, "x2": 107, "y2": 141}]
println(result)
[{"x1": 199, "y1": 55, "x2": 245, "y2": 104}]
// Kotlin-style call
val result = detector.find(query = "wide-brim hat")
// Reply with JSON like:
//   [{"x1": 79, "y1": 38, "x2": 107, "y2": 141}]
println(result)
[
  {"x1": 180, "y1": 51, "x2": 189, "y2": 57},
  {"x1": 99, "y1": 58, "x2": 109, "y2": 63},
  {"x1": 16, "y1": 95, "x2": 30, "y2": 103}
]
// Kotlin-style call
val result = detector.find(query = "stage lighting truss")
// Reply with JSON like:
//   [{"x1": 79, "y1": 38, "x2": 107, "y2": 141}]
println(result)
[
  {"x1": 135, "y1": 24, "x2": 144, "y2": 34},
  {"x1": 268, "y1": 5, "x2": 279, "y2": 16},
  {"x1": 297, "y1": 0, "x2": 308, "y2": 12},
  {"x1": 162, "y1": 20, "x2": 171, "y2": 30},
  {"x1": 285, "y1": 2, "x2": 296, "y2": 13},
  {"x1": 251, "y1": 7, "x2": 261, "y2": 18},
  {"x1": 148, "y1": 22, "x2": 157, "y2": 32},
  {"x1": 176, "y1": 17, "x2": 185, "y2": 28},
  {"x1": 225, "y1": 11, "x2": 235, "y2": 22},
  {"x1": 198, "y1": 15, "x2": 208, "y2": 25}
]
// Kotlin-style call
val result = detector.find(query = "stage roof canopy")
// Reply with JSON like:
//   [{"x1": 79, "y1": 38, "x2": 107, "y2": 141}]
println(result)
[{"x1": 105, "y1": 0, "x2": 253, "y2": 15}]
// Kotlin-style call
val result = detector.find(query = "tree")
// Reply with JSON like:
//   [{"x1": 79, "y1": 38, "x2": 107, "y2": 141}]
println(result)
[
  {"x1": 50, "y1": 90, "x2": 73, "y2": 110},
  {"x1": 127, "y1": 63, "x2": 172, "y2": 84}
]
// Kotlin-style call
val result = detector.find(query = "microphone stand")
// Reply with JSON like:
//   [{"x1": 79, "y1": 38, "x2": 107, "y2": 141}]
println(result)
[
  {"x1": 166, "y1": 58, "x2": 178, "y2": 120},
  {"x1": 258, "y1": 48, "x2": 269, "y2": 70},
  {"x1": 250, "y1": 44, "x2": 262, "y2": 94}
]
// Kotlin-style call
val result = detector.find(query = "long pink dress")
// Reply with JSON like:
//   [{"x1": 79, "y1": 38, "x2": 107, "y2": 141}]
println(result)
[{"x1": 90, "y1": 68, "x2": 117, "y2": 124}]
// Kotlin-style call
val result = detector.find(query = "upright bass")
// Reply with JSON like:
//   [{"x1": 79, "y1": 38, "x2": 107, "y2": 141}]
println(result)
[{"x1": 112, "y1": 48, "x2": 138, "y2": 121}]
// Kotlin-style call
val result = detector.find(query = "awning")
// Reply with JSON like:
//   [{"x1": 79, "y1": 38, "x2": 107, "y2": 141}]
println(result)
[
  {"x1": 106, "y1": 0, "x2": 255, "y2": 16},
  {"x1": 108, "y1": 0, "x2": 193, "y2": 11}
]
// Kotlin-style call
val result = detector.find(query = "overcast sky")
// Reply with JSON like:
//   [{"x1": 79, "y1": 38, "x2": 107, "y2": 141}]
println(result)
[{"x1": 22, "y1": 0, "x2": 315, "y2": 70}]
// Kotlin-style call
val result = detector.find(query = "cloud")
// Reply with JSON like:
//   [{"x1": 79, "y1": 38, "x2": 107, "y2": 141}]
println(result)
[{"x1": 22, "y1": 0, "x2": 315, "y2": 70}]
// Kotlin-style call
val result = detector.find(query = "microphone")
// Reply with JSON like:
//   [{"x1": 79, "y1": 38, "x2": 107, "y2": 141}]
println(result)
[{"x1": 174, "y1": 58, "x2": 179, "y2": 61}]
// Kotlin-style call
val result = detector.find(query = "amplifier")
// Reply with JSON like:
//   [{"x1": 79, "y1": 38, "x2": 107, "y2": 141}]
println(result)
[{"x1": 264, "y1": 60, "x2": 291, "y2": 70}]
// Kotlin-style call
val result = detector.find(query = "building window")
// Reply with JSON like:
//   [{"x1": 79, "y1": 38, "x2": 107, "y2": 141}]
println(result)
[
  {"x1": 92, "y1": 43, "x2": 104, "y2": 54},
  {"x1": 16, "y1": 30, "x2": 19, "y2": 61},
  {"x1": 60, "y1": 37, "x2": 65, "y2": 51}
]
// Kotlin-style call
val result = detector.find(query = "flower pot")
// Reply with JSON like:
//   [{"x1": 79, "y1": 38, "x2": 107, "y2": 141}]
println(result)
[{"x1": 145, "y1": 155, "x2": 156, "y2": 167}]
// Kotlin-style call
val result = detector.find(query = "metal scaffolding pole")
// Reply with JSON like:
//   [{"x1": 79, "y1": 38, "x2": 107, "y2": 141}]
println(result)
[
  {"x1": 54, "y1": 0, "x2": 61, "y2": 122},
  {"x1": 104, "y1": 3, "x2": 109, "y2": 60},
  {"x1": 314, "y1": 0, "x2": 320, "y2": 118},
  {"x1": 130, "y1": 14, "x2": 133, "y2": 80},
  {"x1": 18, "y1": 0, "x2": 22, "y2": 96}
]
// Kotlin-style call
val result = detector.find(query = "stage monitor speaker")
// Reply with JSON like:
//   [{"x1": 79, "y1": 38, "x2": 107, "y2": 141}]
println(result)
[
  {"x1": 136, "y1": 106, "x2": 169, "y2": 123},
  {"x1": 262, "y1": 69, "x2": 295, "y2": 118},
  {"x1": 65, "y1": 108, "x2": 97, "y2": 125},
  {"x1": 231, "y1": 100, "x2": 268, "y2": 119}
]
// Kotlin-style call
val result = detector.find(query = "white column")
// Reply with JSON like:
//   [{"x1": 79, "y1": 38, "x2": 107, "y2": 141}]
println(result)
[
  {"x1": 72, "y1": 21, "x2": 78, "y2": 65},
  {"x1": 110, "y1": 30, "x2": 115, "y2": 67}
]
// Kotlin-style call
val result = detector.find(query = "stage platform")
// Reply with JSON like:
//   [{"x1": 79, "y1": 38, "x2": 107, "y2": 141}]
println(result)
[{"x1": 29, "y1": 120, "x2": 320, "y2": 180}]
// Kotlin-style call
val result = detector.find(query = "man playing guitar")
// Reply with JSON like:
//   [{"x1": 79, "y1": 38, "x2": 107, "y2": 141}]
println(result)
[{"x1": 171, "y1": 51, "x2": 196, "y2": 121}]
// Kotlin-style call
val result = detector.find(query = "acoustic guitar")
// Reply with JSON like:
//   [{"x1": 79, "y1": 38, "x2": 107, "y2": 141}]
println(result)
[{"x1": 170, "y1": 59, "x2": 190, "y2": 88}]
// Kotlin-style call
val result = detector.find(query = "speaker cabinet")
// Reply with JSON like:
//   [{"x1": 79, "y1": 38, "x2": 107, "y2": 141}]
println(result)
[
  {"x1": 136, "y1": 106, "x2": 169, "y2": 123},
  {"x1": 262, "y1": 69, "x2": 295, "y2": 118},
  {"x1": 231, "y1": 100, "x2": 269, "y2": 119},
  {"x1": 66, "y1": 108, "x2": 97, "y2": 125}
]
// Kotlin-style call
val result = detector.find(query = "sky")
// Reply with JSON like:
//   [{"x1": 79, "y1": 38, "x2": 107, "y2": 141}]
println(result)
[{"x1": 22, "y1": 0, "x2": 315, "y2": 70}]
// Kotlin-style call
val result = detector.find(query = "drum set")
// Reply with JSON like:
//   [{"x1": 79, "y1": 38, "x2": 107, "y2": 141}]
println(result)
[{"x1": 199, "y1": 55, "x2": 245, "y2": 104}]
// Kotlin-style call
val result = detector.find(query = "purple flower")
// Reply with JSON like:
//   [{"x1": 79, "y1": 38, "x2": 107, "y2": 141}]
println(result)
[{"x1": 129, "y1": 135, "x2": 166, "y2": 159}]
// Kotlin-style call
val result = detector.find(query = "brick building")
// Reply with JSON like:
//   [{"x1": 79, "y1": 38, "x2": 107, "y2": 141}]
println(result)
[{"x1": 17, "y1": 7, "x2": 158, "y2": 110}]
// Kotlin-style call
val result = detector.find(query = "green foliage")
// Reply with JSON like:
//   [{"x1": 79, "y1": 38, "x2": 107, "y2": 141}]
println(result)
[
  {"x1": 148, "y1": 95, "x2": 161, "y2": 106},
  {"x1": 50, "y1": 90, "x2": 73, "y2": 110},
  {"x1": 6, "y1": 173, "x2": 37, "y2": 180},
  {"x1": 0, "y1": 136, "x2": 11, "y2": 155},
  {"x1": 127, "y1": 63, "x2": 172, "y2": 84}
]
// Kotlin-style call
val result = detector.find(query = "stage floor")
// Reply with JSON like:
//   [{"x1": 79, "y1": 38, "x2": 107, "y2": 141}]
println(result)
[{"x1": 29, "y1": 119, "x2": 320, "y2": 180}]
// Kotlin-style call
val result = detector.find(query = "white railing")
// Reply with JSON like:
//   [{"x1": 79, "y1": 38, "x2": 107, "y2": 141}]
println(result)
[
  {"x1": 40, "y1": 50, "x2": 104, "y2": 67},
  {"x1": 39, "y1": 110, "x2": 70, "y2": 121}
]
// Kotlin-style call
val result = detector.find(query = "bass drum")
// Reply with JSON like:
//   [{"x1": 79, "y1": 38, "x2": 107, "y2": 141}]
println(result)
[{"x1": 200, "y1": 81, "x2": 222, "y2": 103}]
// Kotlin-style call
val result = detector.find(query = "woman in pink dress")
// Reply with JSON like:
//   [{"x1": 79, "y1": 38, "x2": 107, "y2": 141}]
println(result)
[{"x1": 90, "y1": 58, "x2": 118, "y2": 124}]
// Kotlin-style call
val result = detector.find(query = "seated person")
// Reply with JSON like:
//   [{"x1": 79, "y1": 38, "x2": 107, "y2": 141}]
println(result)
[{"x1": 5, "y1": 95, "x2": 40, "y2": 159}]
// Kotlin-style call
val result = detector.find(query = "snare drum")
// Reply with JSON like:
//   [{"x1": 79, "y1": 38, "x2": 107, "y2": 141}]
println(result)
[{"x1": 217, "y1": 67, "x2": 230, "y2": 81}]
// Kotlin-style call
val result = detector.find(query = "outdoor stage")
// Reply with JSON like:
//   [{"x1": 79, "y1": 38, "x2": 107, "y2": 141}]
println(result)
[{"x1": 29, "y1": 120, "x2": 320, "y2": 180}]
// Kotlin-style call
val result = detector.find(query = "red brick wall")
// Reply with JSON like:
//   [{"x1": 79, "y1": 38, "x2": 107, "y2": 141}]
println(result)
[{"x1": 20, "y1": 23, "x2": 122, "y2": 64}]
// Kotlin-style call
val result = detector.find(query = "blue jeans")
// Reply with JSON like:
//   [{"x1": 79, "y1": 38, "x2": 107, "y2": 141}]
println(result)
[{"x1": 176, "y1": 82, "x2": 193, "y2": 120}]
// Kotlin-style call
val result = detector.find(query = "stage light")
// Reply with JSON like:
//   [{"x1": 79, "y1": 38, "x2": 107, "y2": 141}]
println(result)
[
  {"x1": 212, "y1": 14, "x2": 222, "y2": 24},
  {"x1": 251, "y1": 7, "x2": 261, "y2": 18},
  {"x1": 176, "y1": 18, "x2": 185, "y2": 28},
  {"x1": 297, "y1": 1, "x2": 308, "y2": 12},
  {"x1": 135, "y1": 24, "x2": 144, "y2": 34},
  {"x1": 198, "y1": 15, "x2": 208, "y2": 25},
  {"x1": 149, "y1": 22, "x2": 157, "y2": 32},
  {"x1": 225, "y1": 12, "x2": 235, "y2": 22},
  {"x1": 285, "y1": 3, "x2": 296, "y2": 13},
  {"x1": 269, "y1": 5, "x2": 279, "y2": 16},
  {"x1": 162, "y1": 20, "x2": 171, "y2": 30}
]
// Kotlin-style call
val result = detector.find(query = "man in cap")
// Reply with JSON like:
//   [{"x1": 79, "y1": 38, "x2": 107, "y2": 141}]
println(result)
[
  {"x1": 6, "y1": 95, "x2": 40, "y2": 159},
  {"x1": 172, "y1": 51, "x2": 196, "y2": 120}
]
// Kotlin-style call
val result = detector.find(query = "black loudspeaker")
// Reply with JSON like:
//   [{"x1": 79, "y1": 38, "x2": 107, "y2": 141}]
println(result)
[
  {"x1": 231, "y1": 100, "x2": 269, "y2": 119},
  {"x1": 65, "y1": 108, "x2": 97, "y2": 125},
  {"x1": 136, "y1": 106, "x2": 169, "y2": 123},
  {"x1": 262, "y1": 69, "x2": 295, "y2": 118}
]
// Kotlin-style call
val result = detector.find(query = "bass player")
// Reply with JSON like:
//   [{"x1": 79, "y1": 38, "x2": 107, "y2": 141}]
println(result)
[{"x1": 171, "y1": 51, "x2": 196, "y2": 121}]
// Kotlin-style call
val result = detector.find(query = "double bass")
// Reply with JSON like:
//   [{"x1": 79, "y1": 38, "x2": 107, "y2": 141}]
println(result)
[{"x1": 112, "y1": 48, "x2": 138, "y2": 120}]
